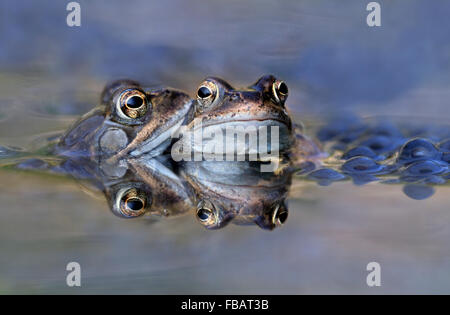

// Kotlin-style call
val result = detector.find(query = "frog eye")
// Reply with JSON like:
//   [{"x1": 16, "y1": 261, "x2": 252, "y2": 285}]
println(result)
[
  {"x1": 196, "y1": 80, "x2": 219, "y2": 111},
  {"x1": 115, "y1": 187, "x2": 149, "y2": 218},
  {"x1": 197, "y1": 207, "x2": 216, "y2": 224},
  {"x1": 196, "y1": 200, "x2": 218, "y2": 226},
  {"x1": 272, "y1": 202, "x2": 288, "y2": 226},
  {"x1": 272, "y1": 80, "x2": 289, "y2": 105},
  {"x1": 116, "y1": 89, "x2": 149, "y2": 120}
]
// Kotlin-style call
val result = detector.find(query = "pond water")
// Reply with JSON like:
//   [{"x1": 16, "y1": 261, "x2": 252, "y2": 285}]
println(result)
[{"x1": 0, "y1": 0, "x2": 449, "y2": 294}]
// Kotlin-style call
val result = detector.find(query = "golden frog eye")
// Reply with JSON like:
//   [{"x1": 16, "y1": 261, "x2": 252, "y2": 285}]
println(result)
[
  {"x1": 197, "y1": 207, "x2": 214, "y2": 222},
  {"x1": 116, "y1": 89, "x2": 148, "y2": 119},
  {"x1": 272, "y1": 202, "x2": 288, "y2": 226},
  {"x1": 118, "y1": 187, "x2": 148, "y2": 218},
  {"x1": 272, "y1": 80, "x2": 289, "y2": 105},
  {"x1": 196, "y1": 80, "x2": 219, "y2": 112},
  {"x1": 196, "y1": 200, "x2": 218, "y2": 226}
]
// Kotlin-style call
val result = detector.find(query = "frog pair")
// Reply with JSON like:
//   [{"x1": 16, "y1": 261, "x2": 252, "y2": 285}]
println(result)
[
  {"x1": 46, "y1": 75, "x2": 308, "y2": 229},
  {"x1": 55, "y1": 75, "x2": 299, "y2": 168}
]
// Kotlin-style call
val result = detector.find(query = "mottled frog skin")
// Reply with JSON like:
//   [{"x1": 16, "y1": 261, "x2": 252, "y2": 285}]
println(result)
[
  {"x1": 55, "y1": 79, "x2": 193, "y2": 161},
  {"x1": 173, "y1": 75, "x2": 298, "y2": 162},
  {"x1": 181, "y1": 161, "x2": 291, "y2": 230}
]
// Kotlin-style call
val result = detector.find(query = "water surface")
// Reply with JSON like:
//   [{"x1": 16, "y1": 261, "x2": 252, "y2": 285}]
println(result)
[{"x1": 0, "y1": 0, "x2": 449, "y2": 294}]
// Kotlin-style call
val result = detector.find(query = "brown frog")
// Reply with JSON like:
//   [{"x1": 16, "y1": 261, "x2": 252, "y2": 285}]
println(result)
[
  {"x1": 55, "y1": 79, "x2": 193, "y2": 161},
  {"x1": 103, "y1": 156, "x2": 194, "y2": 219},
  {"x1": 172, "y1": 75, "x2": 295, "y2": 165},
  {"x1": 172, "y1": 75, "x2": 322, "y2": 172},
  {"x1": 181, "y1": 161, "x2": 291, "y2": 230}
]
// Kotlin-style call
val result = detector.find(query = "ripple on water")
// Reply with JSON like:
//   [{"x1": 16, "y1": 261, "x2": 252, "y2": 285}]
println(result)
[
  {"x1": 0, "y1": 145, "x2": 25, "y2": 159},
  {"x1": 307, "y1": 168, "x2": 346, "y2": 186},
  {"x1": 16, "y1": 158, "x2": 49, "y2": 170}
]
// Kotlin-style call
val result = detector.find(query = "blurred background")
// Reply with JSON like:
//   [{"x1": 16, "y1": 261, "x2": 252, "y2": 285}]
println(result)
[
  {"x1": 1, "y1": 0, "x2": 450, "y2": 119},
  {"x1": 0, "y1": 0, "x2": 449, "y2": 294}
]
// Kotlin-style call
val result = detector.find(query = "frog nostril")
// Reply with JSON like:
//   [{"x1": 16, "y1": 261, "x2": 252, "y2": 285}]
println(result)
[
  {"x1": 126, "y1": 95, "x2": 144, "y2": 109},
  {"x1": 197, "y1": 86, "x2": 212, "y2": 99}
]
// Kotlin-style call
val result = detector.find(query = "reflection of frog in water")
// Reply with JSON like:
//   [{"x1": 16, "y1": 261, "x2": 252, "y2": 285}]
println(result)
[
  {"x1": 1, "y1": 78, "x2": 297, "y2": 229},
  {"x1": 1, "y1": 77, "x2": 449, "y2": 228},
  {"x1": 181, "y1": 161, "x2": 291, "y2": 230}
]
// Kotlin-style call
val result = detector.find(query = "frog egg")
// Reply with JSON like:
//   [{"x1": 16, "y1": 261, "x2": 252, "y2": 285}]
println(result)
[
  {"x1": 350, "y1": 174, "x2": 379, "y2": 186},
  {"x1": 359, "y1": 135, "x2": 399, "y2": 155},
  {"x1": 438, "y1": 139, "x2": 450, "y2": 153},
  {"x1": 424, "y1": 176, "x2": 446, "y2": 185},
  {"x1": 307, "y1": 168, "x2": 346, "y2": 186},
  {"x1": 397, "y1": 138, "x2": 441, "y2": 165},
  {"x1": 342, "y1": 146, "x2": 378, "y2": 160},
  {"x1": 369, "y1": 121, "x2": 403, "y2": 138},
  {"x1": 341, "y1": 156, "x2": 385, "y2": 175},
  {"x1": 402, "y1": 160, "x2": 447, "y2": 177},
  {"x1": 403, "y1": 184, "x2": 435, "y2": 200},
  {"x1": 442, "y1": 152, "x2": 450, "y2": 164},
  {"x1": 316, "y1": 115, "x2": 365, "y2": 142},
  {"x1": 295, "y1": 161, "x2": 316, "y2": 175}
]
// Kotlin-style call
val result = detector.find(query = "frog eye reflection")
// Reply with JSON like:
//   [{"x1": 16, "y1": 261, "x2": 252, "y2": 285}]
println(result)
[
  {"x1": 196, "y1": 81, "x2": 219, "y2": 111},
  {"x1": 272, "y1": 80, "x2": 289, "y2": 105},
  {"x1": 197, "y1": 207, "x2": 214, "y2": 222},
  {"x1": 117, "y1": 89, "x2": 148, "y2": 120},
  {"x1": 117, "y1": 187, "x2": 148, "y2": 218},
  {"x1": 196, "y1": 200, "x2": 218, "y2": 226},
  {"x1": 272, "y1": 202, "x2": 288, "y2": 226}
]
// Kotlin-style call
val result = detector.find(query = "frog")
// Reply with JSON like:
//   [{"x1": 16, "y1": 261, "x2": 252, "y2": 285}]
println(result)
[
  {"x1": 55, "y1": 79, "x2": 193, "y2": 162},
  {"x1": 181, "y1": 160, "x2": 291, "y2": 230},
  {"x1": 171, "y1": 75, "x2": 323, "y2": 173},
  {"x1": 0, "y1": 79, "x2": 196, "y2": 219},
  {"x1": 103, "y1": 155, "x2": 194, "y2": 219}
]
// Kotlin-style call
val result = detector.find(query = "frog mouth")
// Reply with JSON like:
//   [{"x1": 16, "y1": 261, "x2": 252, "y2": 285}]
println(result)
[
  {"x1": 184, "y1": 118, "x2": 293, "y2": 156},
  {"x1": 129, "y1": 118, "x2": 185, "y2": 157},
  {"x1": 114, "y1": 99, "x2": 193, "y2": 159},
  {"x1": 193, "y1": 117, "x2": 291, "y2": 131}
]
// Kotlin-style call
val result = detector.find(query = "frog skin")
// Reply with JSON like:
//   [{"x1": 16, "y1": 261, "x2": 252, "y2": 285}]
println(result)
[
  {"x1": 172, "y1": 75, "x2": 296, "y2": 163},
  {"x1": 55, "y1": 79, "x2": 193, "y2": 162},
  {"x1": 103, "y1": 155, "x2": 194, "y2": 219},
  {"x1": 181, "y1": 161, "x2": 292, "y2": 230}
]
